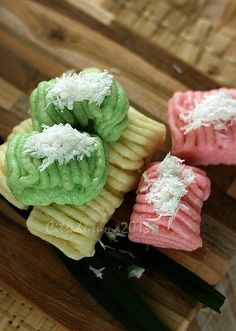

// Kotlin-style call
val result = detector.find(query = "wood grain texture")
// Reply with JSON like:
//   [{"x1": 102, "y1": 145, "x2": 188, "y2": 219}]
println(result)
[
  {"x1": 64, "y1": 0, "x2": 114, "y2": 25},
  {"x1": 0, "y1": 1, "x2": 235, "y2": 330}
]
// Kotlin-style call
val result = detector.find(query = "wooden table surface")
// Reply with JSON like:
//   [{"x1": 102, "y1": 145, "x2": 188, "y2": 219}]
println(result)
[{"x1": 0, "y1": 1, "x2": 235, "y2": 330}]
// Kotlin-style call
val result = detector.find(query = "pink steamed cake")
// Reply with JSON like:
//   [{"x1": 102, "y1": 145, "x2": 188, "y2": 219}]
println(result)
[
  {"x1": 168, "y1": 88, "x2": 236, "y2": 165},
  {"x1": 128, "y1": 162, "x2": 211, "y2": 251}
]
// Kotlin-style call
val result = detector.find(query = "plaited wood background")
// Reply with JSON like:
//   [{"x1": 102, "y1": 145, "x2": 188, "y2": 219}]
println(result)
[
  {"x1": 100, "y1": 0, "x2": 236, "y2": 87},
  {"x1": 0, "y1": 287, "x2": 65, "y2": 331}
]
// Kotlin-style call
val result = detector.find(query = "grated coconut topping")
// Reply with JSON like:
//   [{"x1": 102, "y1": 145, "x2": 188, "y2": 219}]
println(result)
[
  {"x1": 143, "y1": 153, "x2": 195, "y2": 228},
  {"x1": 25, "y1": 123, "x2": 98, "y2": 171},
  {"x1": 89, "y1": 266, "x2": 105, "y2": 279},
  {"x1": 105, "y1": 228, "x2": 127, "y2": 243},
  {"x1": 180, "y1": 92, "x2": 236, "y2": 134},
  {"x1": 127, "y1": 265, "x2": 145, "y2": 279},
  {"x1": 46, "y1": 70, "x2": 113, "y2": 111}
]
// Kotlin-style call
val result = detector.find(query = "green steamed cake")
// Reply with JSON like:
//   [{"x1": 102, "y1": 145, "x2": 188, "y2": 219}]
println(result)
[
  {"x1": 5, "y1": 125, "x2": 108, "y2": 206},
  {"x1": 29, "y1": 70, "x2": 129, "y2": 142}
]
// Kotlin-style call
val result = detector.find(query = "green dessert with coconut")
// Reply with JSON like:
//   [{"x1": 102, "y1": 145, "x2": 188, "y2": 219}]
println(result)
[
  {"x1": 5, "y1": 123, "x2": 108, "y2": 205},
  {"x1": 30, "y1": 70, "x2": 129, "y2": 142}
]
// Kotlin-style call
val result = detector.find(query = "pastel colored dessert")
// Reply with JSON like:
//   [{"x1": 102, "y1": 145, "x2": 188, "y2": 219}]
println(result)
[
  {"x1": 0, "y1": 119, "x2": 33, "y2": 209},
  {"x1": 168, "y1": 89, "x2": 236, "y2": 165},
  {"x1": 0, "y1": 143, "x2": 27, "y2": 209},
  {"x1": 0, "y1": 107, "x2": 166, "y2": 259},
  {"x1": 5, "y1": 124, "x2": 108, "y2": 205},
  {"x1": 30, "y1": 70, "x2": 129, "y2": 142},
  {"x1": 129, "y1": 154, "x2": 211, "y2": 251}
]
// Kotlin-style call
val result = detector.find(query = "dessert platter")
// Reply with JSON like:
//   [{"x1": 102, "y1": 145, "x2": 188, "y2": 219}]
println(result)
[
  {"x1": 0, "y1": 1, "x2": 236, "y2": 331},
  {"x1": 0, "y1": 67, "x2": 233, "y2": 330}
]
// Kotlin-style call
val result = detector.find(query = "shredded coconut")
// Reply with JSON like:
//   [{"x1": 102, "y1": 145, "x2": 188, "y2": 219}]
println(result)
[
  {"x1": 98, "y1": 240, "x2": 106, "y2": 250},
  {"x1": 140, "y1": 172, "x2": 155, "y2": 193},
  {"x1": 144, "y1": 153, "x2": 195, "y2": 228},
  {"x1": 105, "y1": 228, "x2": 127, "y2": 243},
  {"x1": 89, "y1": 265, "x2": 105, "y2": 279},
  {"x1": 180, "y1": 92, "x2": 236, "y2": 134},
  {"x1": 25, "y1": 123, "x2": 98, "y2": 171},
  {"x1": 47, "y1": 70, "x2": 113, "y2": 110},
  {"x1": 127, "y1": 265, "x2": 145, "y2": 279}
]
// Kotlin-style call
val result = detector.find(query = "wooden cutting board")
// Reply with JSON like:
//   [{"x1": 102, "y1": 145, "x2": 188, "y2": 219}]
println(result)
[{"x1": 0, "y1": 1, "x2": 235, "y2": 330}]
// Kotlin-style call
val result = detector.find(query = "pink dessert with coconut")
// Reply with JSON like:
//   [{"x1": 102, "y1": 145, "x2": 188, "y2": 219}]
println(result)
[
  {"x1": 128, "y1": 154, "x2": 211, "y2": 251},
  {"x1": 168, "y1": 89, "x2": 236, "y2": 165}
]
